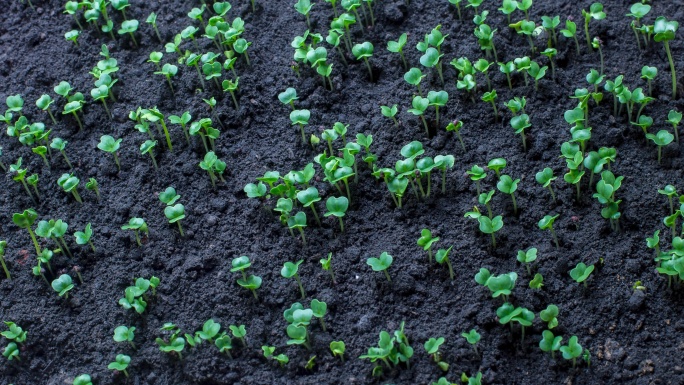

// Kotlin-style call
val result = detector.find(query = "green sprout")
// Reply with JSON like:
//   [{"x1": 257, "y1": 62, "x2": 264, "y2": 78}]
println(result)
[
  {"x1": 281, "y1": 260, "x2": 306, "y2": 299},
  {"x1": 538, "y1": 214, "x2": 560, "y2": 249},
  {"x1": 287, "y1": 212, "x2": 308, "y2": 245},
  {"x1": 352, "y1": 42, "x2": 375, "y2": 81},
  {"x1": 404, "y1": 67, "x2": 426, "y2": 96},
  {"x1": 445, "y1": 120, "x2": 466, "y2": 151},
  {"x1": 474, "y1": 24, "x2": 498, "y2": 62},
  {"x1": 108, "y1": 354, "x2": 131, "y2": 377},
  {"x1": 121, "y1": 218, "x2": 148, "y2": 246},
  {"x1": 325, "y1": 196, "x2": 349, "y2": 232},
  {"x1": 560, "y1": 19, "x2": 580, "y2": 55},
  {"x1": 199, "y1": 151, "x2": 227, "y2": 188},
  {"x1": 10, "y1": 159, "x2": 35, "y2": 202},
  {"x1": 367, "y1": 252, "x2": 393, "y2": 282},
  {"x1": 229, "y1": 324, "x2": 247, "y2": 347},
  {"x1": 510, "y1": 19, "x2": 540, "y2": 54},
  {"x1": 497, "y1": 175, "x2": 520, "y2": 214},
  {"x1": 535, "y1": 167, "x2": 556, "y2": 202},
  {"x1": 73, "y1": 374, "x2": 92, "y2": 385},
  {"x1": 427, "y1": 90, "x2": 448, "y2": 128},
  {"x1": 530, "y1": 273, "x2": 543, "y2": 289},
  {"x1": 294, "y1": 0, "x2": 313, "y2": 27},
  {"x1": 278, "y1": 88, "x2": 298, "y2": 110},
  {"x1": 540, "y1": 304, "x2": 559, "y2": 329},
  {"x1": 417, "y1": 228, "x2": 440, "y2": 263},
  {"x1": 481, "y1": 89, "x2": 498, "y2": 122},
  {"x1": 56, "y1": 173, "x2": 82, "y2": 203},
  {"x1": 296, "y1": 187, "x2": 322, "y2": 226},
  {"x1": 155, "y1": 63, "x2": 178, "y2": 94},
  {"x1": 36, "y1": 94, "x2": 57, "y2": 124},
  {"x1": 381, "y1": 104, "x2": 399, "y2": 127},
  {"x1": 408, "y1": 95, "x2": 430, "y2": 135},
  {"x1": 539, "y1": 330, "x2": 562, "y2": 358},
  {"x1": 582, "y1": 3, "x2": 605, "y2": 50},
  {"x1": 319, "y1": 252, "x2": 336, "y2": 283},
  {"x1": 290, "y1": 109, "x2": 311, "y2": 144},
  {"x1": 64, "y1": 29, "x2": 80, "y2": 46},
  {"x1": 424, "y1": 337, "x2": 448, "y2": 371},
  {"x1": 140, "y1": 140, "x2": 158, "y2": 170},
  {"x1": 155, "y1": 324, "x2": 186, "y2": 360},
  {"x1": 461, "y1": 329, "x2": 480, "y2": 356},
  {"x1": 32, "y1": 146, "x2": 50, "y2": 168},
  {"x1": 496, "y1": 302, "x2": 534, "y2": 341},
  {"x1": 51, "y1": 274, "x2": 74, "y2": 299},
  {"x1": 50, "y1": 138, "x2": 73, "y2": 169},
  {"x1": 215, "y1": 333, "x2": 233, "y2": 358},
  {"x1": 653, "y1": 16, "x2": 679, "y2": 98},
  {"x1": 666, "y1": 110, "x2": 682, "y2": 143},
  {"x1": 311, "y1": 299, "x2": 328, "y2": 331},
  {"x1": 645, "y1": 130, "x2": 674, "y2": 164},
  {"x1": 569, "y1": 262, "x2": 595, "y2": 287},
  {"x1": 560, "y1": 336, "x2": 583, "y2": 368},
  {"x1": 113, "y1": 325, "x2": 136, "y2": 349},
  {"x1": 164, "y1": 203, "x2": 186, "y2": 236},
  {"x1": 97, "y1": 135, "x2": 122, "y2": 171},
  {"x1": 62, "y1": 99, "x2": 84, "y2": 131},
  {"x1": 118, "y1": 19, "x2": 139, "y2": 47},
  {"x1": 420, "y1": 47, "x2": 445, "y2": 85},
  {"x1": 641, "y1": 65, "x2": 657, "y2": 96},
  {"x1": 330, "y1": 340, "x2": 345, "y2": 361},
  {"x1": 387, "y1": 33, "x2": 408, "y2": 69},
  {"x1": 474, "y1": 268, "x2": 517, "y2": 301},
  {"x1": 435, "y1": 246, "x2": 454, "y2": 280},
  {"x1": 146, "y1": 12, "x2": 162, "y2": 42},
  {"x1": 262, "y1": 345, "x2": 289, "y2": 367},
  {"x1": 516, "y1": 247, "x2": 537, "y2": 275},
  {"x1": 0, "y1": 241, "x2": 9, "y2": 280},
  {"x1": 232, "y1": 256, "x2": 262, "y2": 300},
  {"x1": 85, "y1": 178, "x2": 100, "y2": 201},
  {"x1": 477, "y1": 216, "x2": 503, "y2": 248},
  {"x1": 74, "y1": 223, "x2": 95, "y2": 252},
  {"x1": 627, "y1": 3, "x2": 651, "y2": 50}
]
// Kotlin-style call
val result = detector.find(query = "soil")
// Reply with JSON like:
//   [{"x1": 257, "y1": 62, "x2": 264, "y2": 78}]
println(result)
[{"x1": 1, "y1": 0, "x2": 684, "y2": 384}]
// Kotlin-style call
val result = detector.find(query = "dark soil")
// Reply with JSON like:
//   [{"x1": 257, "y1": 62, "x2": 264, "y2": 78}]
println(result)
[{"x1": 1, "y1": 0, "x2": 684, "y2": 384}]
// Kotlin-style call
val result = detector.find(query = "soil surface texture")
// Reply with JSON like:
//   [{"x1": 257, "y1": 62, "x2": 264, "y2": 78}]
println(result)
[{"x1": 1, "y1": 0, "x2": 684, "y2": 384}]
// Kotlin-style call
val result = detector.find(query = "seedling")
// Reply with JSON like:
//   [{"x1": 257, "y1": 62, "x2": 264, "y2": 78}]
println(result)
[
  {"x1": 387, "y1": 33, "x2": 408, "y2": 69},
  {"x1": 155, "y1": 63, "x2": 178, "y2": 94},
  {"x1": 2, "y1": 344, "x2": 18, "y2": 360},
  {"x1": 155, "y1": 324, "x2": 186, "y2": 360},
  {"x1": 325, "y1": 196, "x2": 349, "y2": 232},
  {"x1": 481, "y1": 89, "x2": 498, "y2": 122},
  {"x1": 461, "y1": 329, "x2": 480, "y2": 356},
  {"x1": 569, "y1": 262, "x2": 595, "y2": 287},
  {"x1": 290, "y1": 109, "x2": 311, "y2": 144},
  {"x1": 97, "y1": 135, "x2": 122, "y2": 171},
  {"x1": 516, "y1": 247, "x2": 537, "y2": 275},
  {"x1": 74, "y1": 223, "x2": 95, "y2": 252},
  {"x1": 381, "y1": 104, "x2": 399, "y2": 127},
  {"x1": 319, "y1": 252, "x2": 337, "y2": 283},
  {"x1": 408, "y1": 95, "x2": 430, "y2": 135},
  {"x1": 424, "y1": 337, "x2": 448, "y2": 371},
  {"x1": 282, "y1": 260, "x2": 306, "y2": 299},
  {"x1": 530, "y1": 273, "x2": 543, "y2": 289},
  {"x1": 646, "y1": 230, "x2": 661, "y2": 256},
  {"x1": 435, "y1": 246, "x2": 455, "y2": 280},
  {"x1": 139, "y1": 140, "x2": 158, "y2": 170},
  {"x1": 263, "y1": 346, "x2": 289, "y2": 367},
  {"x1": 420, "y1": 47, "x2": 445, "y2": 85},
  {"x1": 121, "y1": 218, "x2": 148, "y2": 246},
  {"x1": 540, "y1": 304, "x2": 559, "y2": 329},
  {"x1": 654, "y1": 17, "x2": 679, "y2": 98},
  {"x1": 73, "y1": 374, "x2": 92, "y2": 385},
  {"x1": 49, "y1": 138, "x2": 73, "y2": 169},
  {"x1": 582, "y1": 3, "x2": 605, "y2": 50},
  {"x1": 475, "y1": 268, "x2": 517, "y2": 301},
  {"x1": 496, "y1": 302, "x2": 534, "y2": 341},
  {"x1": 417, "y1": 229, "x2": 440, "y2": 263},
  {"x1": 118, "y1": 19, "x2": 139, "y2": 47},
  {"x1": 641, "y1": 65, "x2": 657, "y2": 96},
  {"x1": 294, "y1": 0, "x2": 313, "y2": 27},
  {"x1": 113, "y1": 325, "x2": 136, "y2": 349},
  {"x1": 12, "y1": 209, "x2": 41, "y2": 255},
  {"x1": 474, "y1": 24, "x2": 498, "y2": 62},
  {"x1": 52, "y1": 274, "x2": 74, "y2": 299},
  {"x1": 539, "y1": 330, "x2": 562, "y2": 358},
  {"x1": 107, "y1": 354, "x2": 131, "y2": 377},
  {"x1": 666, "y1": 110, "x2": 682, "y2": 143},
  {"x1": 229, "y1": 324, "x2": 247, "y2": 346},
  {"x1": 330, "y1": 340, "x2": 345, "y2": 361},
  {"x1": 467, "y1": 165, "x2": 486, "y2": 195},
  {"x1": 352, "y1": 42, "x2": 374, "y2": 81},
  {"x1": 146, "y1": 12, "x2": 162, "y2": 42},
  {"x1": 62, "y1": 99, "x2": 84, "y2": 131},
  {"x1": 627, "y1": 3, "x2": 651, "y2": 50},
  {"x1": 32, "y1": 146, "x2": 49, "y2": 168},
  {"x1": 535, "y1": 167, "x2": 557, "y2": 202},
  {"x1": 560, "y1": 19, "x2": 580, "y2": 54},
  {"x1": 311, "y1": 299, "x2": 328, "y2": 331},
  {"x1": 164, "y1": 204, "x2": 186, "y2": 236},
  {"x1": 497, "y1": 175, "x2": 519, "y2": 214},
  {"x1": 646, "y1": 130, "x2": 674, "y2": 164},
  {"x1": 199, "y1": 151, "x2": 227, "y2": 188},
  {"x1": 427, "y1": 90, "x2": 448, "y2": 128},
  {"x1": 278, "y1": 88, "x2": 298, "y2": 110},
  {"x1": 538, "y1": 214, "x2": 560, "y2": 249},
  {"x1": 367, "y1": 252, "x2": 393, "y2": 282},
  {"x1": 86, "y1": 178, "x2": 100, "y2": 201},
  {"x1": 10, "y1": 158, "x2": 35, "y2": 202},
  {"x1": 560, "y1": 336, "x2": 583, "y2": 368}
]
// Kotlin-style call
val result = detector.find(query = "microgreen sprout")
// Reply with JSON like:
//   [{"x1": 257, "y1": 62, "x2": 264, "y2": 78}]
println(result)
[
  {"x1": 97, "y1": 135, "x2": 122, "y2": 171},
  {"x1": 387, "y1": 33, "x2": 408, "y2": 70},
  {"x1": 222, "y1": 78, "x2": 240, "y2": 109},
  {"x1": 330, "y1": 340, "x2": 345, "y2": 361},
  {"x1": 481, "y1": 89, "x2": 498, "y2": 122},
  {"x1": 279, "y1": 88, "x2": 298, "y2": 110},
  {"x1": 352, "y1": 42, "x2": 375, "y2": 82},
  {"x1": 417, "y1": 228, "x2": 440, "y2": 263},
  {"x1": 291, "y1": 109, "x2": 311, "y2": 144},
  {"x1": 10, "y1": 158, "x2": 36, "y2": 202},
  {"x1": 538, "y1": 214, "x2": 560, "y2": 249},
  {"x1": 560, "y1": 19, "x2": 580, "y2": 54},
  {"x1": 497, "y1": 175, "x2": 520, "y2": 214},
  {"x1": 121, "y1": 218, "x2": 148, "y2": 246},
  {"x1": 65, "y1": 30, "x2": 80, "y2": 46},
  {"x1": 140, "y1": 140, "x2": 158, "y2": 170},
  {"x1": 319, "y1": 252, "x2": 337, "y2": 283},
  {"x1": 540, "y1": 304, "x2": 559, "y2": 329},
  {"x1": 146, "y1": 12, "x2": 162, "y2": 42},
  {"x1": 262, "y1": 346, "x2": 289, "y2": 367},
  {"x1": 73, "y1": 374, "x2": 92, "y2": 385},
  {"x1": 325, "y1": 196, "x2": 349, "y2": 232},
  {"x1": 231, "y1": 256, "x2": 262, "y2": 300},
  {"x1": 118, "y1": 19, "x2": 139, "y2": 47},
  {"x1": 74, "y1": 223, "x2": 95, "y2": 252},
  {"x1": 282, "y1": 260, "x2": 306, "y2": 299},
  {"x1": 84, "y1": 178, "x2": 99, "y2": 201},
  {"x1": 569, "y1": 262, "x2": 595, "y2": 287},
  {"x1": 155, "y1": 63, "x2": 178, "y2": 94},
  {"x1": 560, "y1": 336, "x2": 583, "y2": 368},
  {"x1": 294, "y1": 0, "x2": 313, "y2": 27},
  {"x1": 535, "y1": 167, "x2": 556, "y2": 202},
  {"x1": 381, "y1": 104, "x2": 399, "y2": 127},
  {"x1": 627, "y1": 3, "x2": 650, "y2": 50},
  {"x1": 0, "y1": 241, "x2": 9, "y2": 280},
  {"x1": 57, "y1": 173, "x2": 82, "y2": 203},
  {"x1": 641, "y1": 65, "x2": 657, "y2": 96},
  {"x1": 367, "y1": 252, "x2": 393, "y2": 282},
  {"x1": 654, "y1": 17, "x2": 679, "y2": 98},
  {"x1": 113, "y1": 325, "x2": 136, "y2": 349},
  {"x1": 164, "y1": 204, "x2": 186, "y2": 236},
  {"x1": 645, "y1": 130, "x2": 674, "y2": 164},
  {"x1": 408, "y1": 95, "x2": 430, "y2": 135},
  {"x1": 52, "y1": 274, "x2": 74, "y2": 299},
  {"x1": 49, "y1": 138, "x2": 73, "y2": 169},
  {"x1": 530, "y1": 273, "x2": 543, "y2": 289},
  {"x1": 496, "y1": 302, "x2": 534, "y2": 341},
  {"x1": 435, "y1": 246, "x2": 455, "y2": 280},
  {"x1": 539, "y1": 330, "x2": 562, "y2": 358},
  {"x1": 666, "y1": 110, "x2": 682, "y2": 143},
  {"x1": 35, "y1": 94, "x2": 57, "y2": 124},
  {"x1": 108, "y1": 354, "x2": 131, "y2": 377},
  {"x1": 155, "y1": 323, "x2": 186, "y2": 360},
  {"x1": 424, "y1": 337, "x2": 448, "y2": 371},
  {"x1": 582, "y1": 3, "x2": 606, "y2": 50},
  {"x1": 516, "y1": 247, "x2": 537, "y2": 275}
]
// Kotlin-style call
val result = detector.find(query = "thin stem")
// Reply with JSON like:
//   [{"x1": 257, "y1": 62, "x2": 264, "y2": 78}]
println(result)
[
  {"x1": 149, "y1": 152, "x2": 159, "y2": 170},
  {"x1": 383, "y1": 270, "x2": 391, "y2": 282},
  {"x1": 420, "y1": 115, "x2": 429, "y2": 136},
  {"x1": 177, "y1": 221, "x2": 184, "y2": 236},
  {"x1": 363, "y1": 58, "x2": 374, "y2": 82},
  {"x1": 0, "y1": 258, "x2": 10, "y2": 280},
  {"x1": 72, "y1": 111, "x2": 83, "y2": 131},
  {"x1": 160, "y1": 120, "x2": 173, "y2": 151},
  {"x1": 112, "y1": 153, "x2": 121, "y2": 171},
  {"x1": 27, "y1": 227, "x2": 42, "y2": 256},
  {"x1": 550, "y1": 227, "x2": 559, "y2": 249},
  {"x1": 297, "y1": 227, "x2": 306, "y2": 246},
  {"x1": 47, "y1": 109, "x2": 57, "y2": 124},
  {"x1": 338, "y1": 217, "x2": 345, "y2": 233},
  {"x1": 294, "y1": 274, "x2": 306, "y2": 299},
  {"x1": 71, "y1": 189, "x2": 83, "y2": 203},
  {"x1": 664, "y1": 41, "x2": 677, "y2": 99},
  {"x1": 548, "y1": 185, "x2": 556, "y2": 202}
]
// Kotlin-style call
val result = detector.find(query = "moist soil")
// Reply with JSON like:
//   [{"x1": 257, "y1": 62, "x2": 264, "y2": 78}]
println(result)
[{"x1": 1, "y1": 0, "x2": 684, "y2": 384}]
